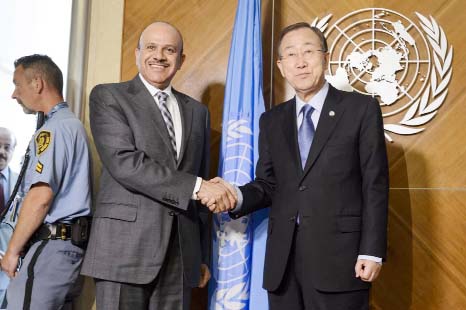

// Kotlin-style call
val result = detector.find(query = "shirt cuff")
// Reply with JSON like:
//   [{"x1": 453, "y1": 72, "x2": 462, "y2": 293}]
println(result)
[
  {"x1": 231, "y1": 185, "x2": 243, "y2": 212},
  {"x1": 358, "y1": 255, "x2": 382, "y2": 264},
  {"x1": 191, "y1": 177, "x2": 203, "y2": 200}
]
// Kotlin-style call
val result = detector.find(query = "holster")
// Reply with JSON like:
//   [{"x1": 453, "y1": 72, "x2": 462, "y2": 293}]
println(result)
[{"x1": 70, "y1": 216, "x2": 92, "y2": 248}]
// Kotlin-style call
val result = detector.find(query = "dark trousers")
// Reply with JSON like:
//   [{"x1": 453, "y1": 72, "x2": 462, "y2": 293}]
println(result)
[
  {"x1": 95, "y1": 220, "x2": 191, "y2": 310},
  {"x1": 268, "y1": 226, "x2": 369, "y2": 310}
]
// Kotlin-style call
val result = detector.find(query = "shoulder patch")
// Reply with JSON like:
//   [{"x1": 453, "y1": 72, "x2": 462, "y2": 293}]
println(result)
[
  {"x1": 35, "y1": 161, "x2": 44, "y2": 174},
  {"x1": 36, "y1": 131, "x2": 52, "y2": 156}
]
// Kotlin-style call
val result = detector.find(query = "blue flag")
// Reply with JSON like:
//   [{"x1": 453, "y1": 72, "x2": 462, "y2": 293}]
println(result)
[{"x1": 209, "y1": 0, "x2": 267, "y2": 309}]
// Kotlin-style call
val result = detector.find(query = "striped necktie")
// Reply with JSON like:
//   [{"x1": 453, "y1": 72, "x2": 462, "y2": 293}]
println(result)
[{"x1": 156, "y1": 92, "x2": 177, "y2": 161}]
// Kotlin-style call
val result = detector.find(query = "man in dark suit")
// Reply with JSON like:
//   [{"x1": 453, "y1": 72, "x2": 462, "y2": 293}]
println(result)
[
  {"x1": 81, "y1": 21, "x2": 234, "y2": 309},
  {"x1": 214, "y1": 23, "x2": 389, "y2": 309}
]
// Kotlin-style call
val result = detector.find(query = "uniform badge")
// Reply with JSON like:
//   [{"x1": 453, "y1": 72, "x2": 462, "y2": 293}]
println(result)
[
  {"x1": 36, "y1": 130, "x2": 52, "y2": 155},
  {"x1": 35, "y1": 161, "x2": 44, "y2": 174}
]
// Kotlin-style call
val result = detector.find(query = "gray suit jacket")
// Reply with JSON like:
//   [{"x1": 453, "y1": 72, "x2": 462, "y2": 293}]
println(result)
[
  {"x1": 81, "y1": 76, "x2": 210, "y2": 287},
  {"x1": 0, "y1": 167, "x2": 19, "y2": 252}
]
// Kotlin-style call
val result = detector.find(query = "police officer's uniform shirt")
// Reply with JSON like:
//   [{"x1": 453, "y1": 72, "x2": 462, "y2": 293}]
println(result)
[{"x1": 20, "y1": 102, "x2": 91, "y2": 223}]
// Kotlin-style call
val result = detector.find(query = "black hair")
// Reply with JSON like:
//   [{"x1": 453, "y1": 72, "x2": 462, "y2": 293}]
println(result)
[{"x1": 14, "y1": 54, "x2": 63, "y2": 96}]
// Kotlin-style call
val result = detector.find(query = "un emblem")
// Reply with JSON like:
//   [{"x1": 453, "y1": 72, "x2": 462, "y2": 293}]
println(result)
[
  {"x1": 314, "y1": 8, "x2": 453, "y2": 142},
  {"x1": 212, "y1": 118, "x2": 255, "y2": 308}
]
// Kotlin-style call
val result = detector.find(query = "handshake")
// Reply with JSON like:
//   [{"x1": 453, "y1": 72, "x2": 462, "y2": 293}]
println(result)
[{"x1": 197, "y1": 177, "x2": 238, "y2": 213}]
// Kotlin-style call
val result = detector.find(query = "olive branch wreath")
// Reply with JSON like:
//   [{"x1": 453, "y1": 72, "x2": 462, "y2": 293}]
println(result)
[{"x1": 312, "y1": 11, "x2": 453, "y2": 142}]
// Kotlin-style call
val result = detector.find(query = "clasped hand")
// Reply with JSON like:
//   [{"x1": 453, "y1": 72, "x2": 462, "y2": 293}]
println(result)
[{"x1": 197, "y1": 177, "x2": 237, "y2": 213}]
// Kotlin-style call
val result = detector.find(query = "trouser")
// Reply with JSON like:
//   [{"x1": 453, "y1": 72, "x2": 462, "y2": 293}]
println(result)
[
  {"x1": 268, "y1": 226, "x2": 369, "y2": 310},
  {"x1": 95, "y1": 220, "x2": 191, "y2": 310},
  {"x1": 6, "y1": 239, "x2": 84, "y2": 310}
]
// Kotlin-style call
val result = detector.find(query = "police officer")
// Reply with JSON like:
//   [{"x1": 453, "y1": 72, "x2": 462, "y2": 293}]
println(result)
[{"x1": 0, "y1": 54, "x2": 92, "y2": 309}]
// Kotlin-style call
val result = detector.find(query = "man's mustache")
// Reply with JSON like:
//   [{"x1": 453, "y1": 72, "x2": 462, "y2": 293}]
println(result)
[{"x1": 149, "y1": 61, "x2": 169, "y2": 67}]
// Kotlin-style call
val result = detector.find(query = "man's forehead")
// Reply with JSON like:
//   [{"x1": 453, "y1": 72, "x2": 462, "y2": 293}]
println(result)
[
  {"x1": 13, "y1": 65, "x2": 29, "y2": 79},
  {"x1": 140, "y1": 23, "x2": 181, "y2": 45},
  {"x1": 0, "y1": 133, "x2": 13, "y2": 143},
  {"x1": 280, "y1": 29, "x2": 321, "y2": 49},
  {"x1": 282, "y1": 41, "x2": 318, "y2": 50}
]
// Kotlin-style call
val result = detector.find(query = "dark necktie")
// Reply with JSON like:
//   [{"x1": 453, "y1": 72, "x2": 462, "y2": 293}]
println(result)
[
  {"x1": 155, "y1": 92, "x2": 177, "y2": 161},
  {"x1": 298, "y1": 105, "x2": 315, "y2": 169},
  {"x1": 0, "y1": 174, "x2": 5, "y2": 213}
]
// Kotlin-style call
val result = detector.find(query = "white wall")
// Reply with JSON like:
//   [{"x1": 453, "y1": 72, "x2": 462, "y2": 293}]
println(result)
[{"x1": 0, "y1": 0, "x2": 73, "y2": 171}]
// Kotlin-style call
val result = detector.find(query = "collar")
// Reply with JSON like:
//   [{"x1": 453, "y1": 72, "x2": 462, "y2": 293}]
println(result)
[
  {"x1": 46, "y1": 102, "x2": 68, "y2": 120},
  {"x1": 295, "y1": 82, "x2": 329, "y2": 117},
  {"x1": 139, "y1": 73, "x2": 173, "y2": 98},
  {"x1": 0, "y1": 166, "x2": 9, "y2": 180}
]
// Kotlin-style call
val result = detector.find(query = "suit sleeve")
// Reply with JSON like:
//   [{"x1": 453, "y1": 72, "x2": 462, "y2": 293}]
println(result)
[
  {"x1": 231, "y1": 113, "x2": 275, "y2": 219},
  {"x1": 358, "y1": 98, "x2": 389, "y2": 259},
  {"x1": 89, "y1": 85, "x2": 197, "y2": 211}
]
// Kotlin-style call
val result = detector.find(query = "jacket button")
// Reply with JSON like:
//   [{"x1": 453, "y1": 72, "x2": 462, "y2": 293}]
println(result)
[
  {"x1": 168, "y1": 211, "x2": 175, "y2": 216},
  {"x1": 298, "y1": 185, "x2": 307, "y2": 191},
  {"x1": 290, "y1": 216, "x2": 296, "y2": 222}
]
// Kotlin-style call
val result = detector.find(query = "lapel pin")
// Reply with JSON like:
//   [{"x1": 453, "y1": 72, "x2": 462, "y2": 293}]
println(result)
[{"x1": 329, "y1": 110, "x2": 335, "y2": 117}]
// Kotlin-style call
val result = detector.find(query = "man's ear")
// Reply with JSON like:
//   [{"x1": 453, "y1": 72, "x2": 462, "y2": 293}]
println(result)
[
  {"x1": 135, "y1": 47, "x2": 141, "y2": 68},
  {"x1": 323, "y1": 52, "x2": 329, "y2": 68},
  {"x1": 33, "y1": 76, "x2": 45, "y2": 94},
  {"x1": 177, "y1": 53, "x2": 186, "y2": 70},
  {"x1": 277, "y1": 59, "x2": 285, "y2": 78}
]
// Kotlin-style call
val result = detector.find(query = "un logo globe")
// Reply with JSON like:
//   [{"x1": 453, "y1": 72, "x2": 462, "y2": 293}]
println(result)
[
  {"x1": 325, "y1": 8, "x2": 430, "y2": 107},
  {"x1": 316, "y1": 8, "x2": 453, "y2": 141}
]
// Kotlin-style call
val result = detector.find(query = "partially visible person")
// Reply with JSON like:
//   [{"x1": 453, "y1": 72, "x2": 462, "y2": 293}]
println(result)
[
  {"x1": 212, "y1": 23, "x2": 389, "y2": 310},
  {"x1": 81, "y1": 21, "x2": 234, "y2": 310},
  {"x1": 0, "y1": 127, "x2": 18, "y2": 227},
  {"x1": 0, "y1": 54, "x2": 92, "y2": 309},
  {"x1": 0, "y1": 127, "x2": 18, "y2": 308}
]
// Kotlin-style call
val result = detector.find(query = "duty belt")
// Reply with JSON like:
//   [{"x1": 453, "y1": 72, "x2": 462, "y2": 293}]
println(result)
[{"x1": 32, "y1": 222, "x2": 73, "y2": 242}]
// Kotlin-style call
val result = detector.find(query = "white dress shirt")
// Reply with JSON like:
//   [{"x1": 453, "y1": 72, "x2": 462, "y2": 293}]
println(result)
[{"x1": 139, "y1": 74, "x2": 202, "y2": 198}]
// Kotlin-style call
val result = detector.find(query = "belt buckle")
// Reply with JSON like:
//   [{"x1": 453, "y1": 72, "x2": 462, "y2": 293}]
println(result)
[{"x1": 58, "y1": 223, "x2": 67, "y2": 240}]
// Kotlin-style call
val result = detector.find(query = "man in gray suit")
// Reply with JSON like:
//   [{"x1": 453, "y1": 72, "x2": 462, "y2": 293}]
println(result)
[
  {"x1": 0, "y1": 128, "x2": 18, "y2": 214},
  {"x1": 81, "y1": 21, "x2": 235, "y2": 309},
  {"x1": 0, "y1": 127, "x2": 18, "y2": 248},
  {"x1": 0, "y1": 127, "x2": 18, "y2": 307}
]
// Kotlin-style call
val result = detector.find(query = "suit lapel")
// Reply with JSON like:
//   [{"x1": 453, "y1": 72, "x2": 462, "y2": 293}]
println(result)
[
  {"x1": 128, "y1": 76, "x2": 177, "y2": 165},
  {"x1": 280, "y1": 99, "x2": 302, "y2": 174},
  {"x1": 300, "y1": 86, "x2": 346, "y2": 181},
  {"x1": 173, "y1": 89, "x2": 193, "y2": 167}
]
